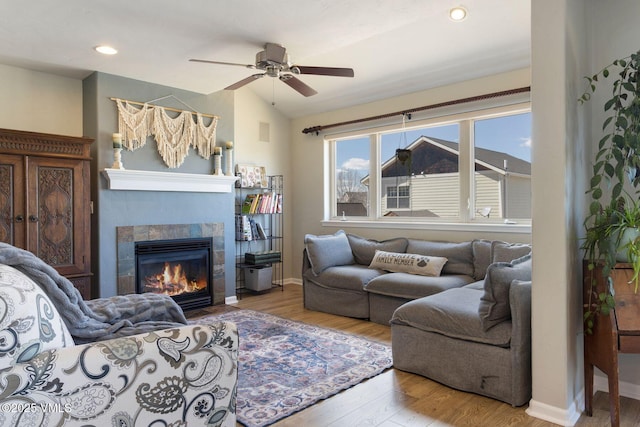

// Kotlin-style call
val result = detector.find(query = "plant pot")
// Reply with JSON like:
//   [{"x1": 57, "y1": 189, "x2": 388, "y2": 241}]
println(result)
[{"x1": 616, "y1": 227, "x2": 640, "y2": 262}]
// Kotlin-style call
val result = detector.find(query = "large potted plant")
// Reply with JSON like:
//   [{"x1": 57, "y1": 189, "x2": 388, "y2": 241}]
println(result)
[{"x1": 580, "y1": 49, "x2": 640, "y2": 333}]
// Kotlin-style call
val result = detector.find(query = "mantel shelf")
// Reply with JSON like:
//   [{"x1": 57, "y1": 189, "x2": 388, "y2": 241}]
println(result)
[{"x1": 102, "y1": 168, "x2": 238, "y2": 193}]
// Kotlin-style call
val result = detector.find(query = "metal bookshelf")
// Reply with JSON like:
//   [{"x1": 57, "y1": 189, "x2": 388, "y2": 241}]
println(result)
[{"x1": 234, "y1": 175, "x2": 283, "y2": 295}]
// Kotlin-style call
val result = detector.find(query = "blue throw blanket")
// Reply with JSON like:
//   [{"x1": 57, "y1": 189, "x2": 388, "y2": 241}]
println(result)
[{"x1": 0, "y1": 242, "x2": 187, "y2": 344}]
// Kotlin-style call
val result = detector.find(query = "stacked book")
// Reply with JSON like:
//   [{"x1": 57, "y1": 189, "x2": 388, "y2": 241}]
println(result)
[
  {"x1": 235, "y1": 215, "x2": 268, "y2": 241},
  {"x1": 241, "y1": 192, "x2": 283, "y2": 214},
  {"x1": 245, "y1": 250, "x2": 282, "y2": 265},
  {"x1": 235, "y1": 215, "x2": 252, "y2": 241}
]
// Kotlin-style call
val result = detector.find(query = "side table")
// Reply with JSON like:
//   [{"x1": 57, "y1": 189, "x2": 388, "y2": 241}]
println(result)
[{"x1": 584, "y1": 262, "x2": 640, "y2": 427}]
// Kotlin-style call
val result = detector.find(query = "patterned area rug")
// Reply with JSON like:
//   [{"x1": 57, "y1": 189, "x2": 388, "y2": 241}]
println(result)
[{"x1": 194, "y1": 310, "x2": 392, "y2": 427}]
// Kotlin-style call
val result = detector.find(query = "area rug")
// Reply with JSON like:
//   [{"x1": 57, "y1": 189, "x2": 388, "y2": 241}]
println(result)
[{"x1": 193, "y1": 309, "x2": 392, "y2": 427}]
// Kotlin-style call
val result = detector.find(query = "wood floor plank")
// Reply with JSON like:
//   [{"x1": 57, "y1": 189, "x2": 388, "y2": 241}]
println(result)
[{"x1": 186, "y1": 285, "x2": 640, "y2": 426}]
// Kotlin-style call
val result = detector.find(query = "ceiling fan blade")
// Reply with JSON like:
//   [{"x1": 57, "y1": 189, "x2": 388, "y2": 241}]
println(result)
[
  {"x1": 293, "y1": 65, "x2": 354, "y2": 77},
  {"x1": 189, "y1": 59, "x2": 256, "y2": 69},
  {"x1": 225, "y1": 74, "x2": 265, "y2": 90},
  {"x1": 279, "y1": 74, "x2": 318, "y2": 97}
]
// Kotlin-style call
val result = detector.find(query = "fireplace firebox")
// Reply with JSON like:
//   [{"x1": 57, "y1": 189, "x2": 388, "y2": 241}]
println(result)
[{"x1": 135, "y1": 237, "x2": 213, "y2": 311}]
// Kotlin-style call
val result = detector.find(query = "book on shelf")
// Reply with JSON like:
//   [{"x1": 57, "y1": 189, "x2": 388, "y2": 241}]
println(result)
[
  {"x1": 249, "y1": 218, "x2": 259, "y2": 241},
  {"x1": 240, "y1": 192, "x2": 282, "y2": 214},
  {"x1": 235, "y1": 215, "x2": 252, "y2": 241},
  {"x1": 241, "y1": 194, "x2": 256, "y2": 215},
  {"x1": 255, "y1": 221, "x2": 267, "y2": 239}
]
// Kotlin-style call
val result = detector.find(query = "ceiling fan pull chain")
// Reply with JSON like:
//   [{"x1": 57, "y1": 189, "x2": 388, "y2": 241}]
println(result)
[{"x1": 272, "y1": 79, "x2": 276, "y2": 107}]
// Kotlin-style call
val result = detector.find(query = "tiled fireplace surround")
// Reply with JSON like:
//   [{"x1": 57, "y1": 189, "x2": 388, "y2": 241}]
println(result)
[{"x1": 115, "y1": 223, "x2": 226, "y2": 306}]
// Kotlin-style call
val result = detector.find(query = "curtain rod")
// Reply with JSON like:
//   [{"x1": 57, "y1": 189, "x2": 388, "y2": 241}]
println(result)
[
  {"x1": 302, "y1": 86, "x2": 531, "y2": 135},
  {"x1": 109, "y1": 97, "x2": 219, "y2": 119}
]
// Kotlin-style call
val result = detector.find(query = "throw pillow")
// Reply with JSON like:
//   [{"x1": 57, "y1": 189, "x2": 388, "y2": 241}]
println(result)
[
  {"x1": 347, "y1": 234, "x2": 408, "y2": 265},
  {"x1": 479, "y1": 254, "x2": 532, "y2": 331},
  {"x1": 406, "y1": 239, "x2": 474, "y2": 276},
  {"x1": 491, "y1": 241, "x2": 531, "y2": 263},
  {"x1": 304, "y1": 230, "x2": 355, "y2": 276},
  {"x1": 369, "y1": 250, "x2": 448, "y2": 277},
  {"x1": 472, "y1": 239, "x2": 493, "y2": 280},
  {"x1": 0, "y1": 264, "x2": 75, "y2": 370}
]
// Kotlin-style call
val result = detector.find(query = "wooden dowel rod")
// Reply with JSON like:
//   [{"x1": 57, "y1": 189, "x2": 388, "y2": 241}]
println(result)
[{"x1": 110, "y1": 98, "x2": 219, "y2": 119}]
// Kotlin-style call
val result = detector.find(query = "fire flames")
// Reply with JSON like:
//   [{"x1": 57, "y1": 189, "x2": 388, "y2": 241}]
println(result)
[{"x1": 143, "y1": 262, "x2": 207, "y2": 296}]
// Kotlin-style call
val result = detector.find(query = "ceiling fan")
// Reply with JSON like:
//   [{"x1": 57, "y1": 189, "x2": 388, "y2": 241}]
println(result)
[{"x1": 190, "y1": 43, "x2": 354, "y2": 97}]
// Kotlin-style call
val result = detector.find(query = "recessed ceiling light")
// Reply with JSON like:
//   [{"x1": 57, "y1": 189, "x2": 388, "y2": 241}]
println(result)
[
  {"x1": 449, "y1": 6, "x2": 467, "y2": 21},
  {"x1": 95, "y1": 45, "x2": 118, "y2": 55}
]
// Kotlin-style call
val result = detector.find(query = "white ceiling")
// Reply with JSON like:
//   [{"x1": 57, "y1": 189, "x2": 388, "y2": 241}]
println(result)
[{"x1": 0, "y1": 0, "x2": 530, "y2": 118}]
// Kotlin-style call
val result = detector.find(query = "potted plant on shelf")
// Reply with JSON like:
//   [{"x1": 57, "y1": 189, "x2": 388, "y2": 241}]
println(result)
[{"x1": 580, "y1": 49, "x2": 640, "y2": 334}]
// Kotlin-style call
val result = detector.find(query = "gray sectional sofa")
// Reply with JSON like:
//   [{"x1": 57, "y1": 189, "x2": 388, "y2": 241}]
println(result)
[{"x1": 302, "y1": 230, "x2": 532, "y2": 406}]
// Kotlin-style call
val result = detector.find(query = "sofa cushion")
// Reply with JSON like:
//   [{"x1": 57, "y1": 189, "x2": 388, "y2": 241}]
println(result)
[
  {"x1": 365, "y1": 272, "x2": 474, "y2": 299},
  {"x1": 390, "y1": 288, "x2": 512, "y2": 347},
  {"x1": 491, "y1": 241, "x2": 531, "y2": 263},
  {"x1": 347, "y1": 234, "x2": 408, "y2": 265},
  {"x1": 472, "y1": 239, "x2": 493, "y2": 280},
  {"x1": 0, "y1": 264, "x2": 74, "y2": 370},
  {"x1": 406, "y1": 239, "x2": 474, "y2": 276},
  {"x1": 304, "y1": 264, "x2": 384, "y2": 292},
  {"x1": 304, "y1": 230, "x2": 355, "y2": 275},
  {"x1": 479, "y1": 254, "x2": 532, "y2": 331},
  {"x1": 369, "y1": 250, "x2": 447, "y2": 277},
  {"x1": 463, "y1": 280, "x2": 485, "y2": 291}
]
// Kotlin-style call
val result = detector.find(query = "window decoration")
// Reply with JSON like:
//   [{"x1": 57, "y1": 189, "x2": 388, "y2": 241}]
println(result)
[{"x1": 111, "y1": 98, "x2": 219, "y2": 169}]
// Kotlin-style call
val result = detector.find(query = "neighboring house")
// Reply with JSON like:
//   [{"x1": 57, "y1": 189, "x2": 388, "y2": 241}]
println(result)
[
  {"x1": 337, "y1": 191, "x2": 368, "y2": 216},
  {"x1": 363, "y1": 136, "x2": 531, "y2": 219}
]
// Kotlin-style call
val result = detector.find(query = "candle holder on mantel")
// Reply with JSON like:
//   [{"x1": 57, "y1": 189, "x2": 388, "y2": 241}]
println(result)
[
  {"x1": 112, "y1": 133, "x2": 125, "y2": 170},
  {"x1": 224, "y1": 141, "x2": 234, "y2": 176},
  {"x1": 213, "y1": 147, "x2": 223, "y2": 175}
]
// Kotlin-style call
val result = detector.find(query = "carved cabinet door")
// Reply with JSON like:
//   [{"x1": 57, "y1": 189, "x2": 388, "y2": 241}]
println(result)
[
  {"x1": 26, "y1": 156, "x2": 90, "y2": 277},
  {"x1": 0, "y1": 154, "x2": 25, "y2": 247}
]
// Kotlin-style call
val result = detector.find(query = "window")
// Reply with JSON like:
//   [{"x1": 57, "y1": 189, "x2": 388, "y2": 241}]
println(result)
[
  {"x1": 328, "y1": 103, "x2": 531, "y2": 225},
  {"x1": 380, "y1": 123, "x2": 460, "y2": 218},
  {"x1": 386, "y1": 185, "x2": 410, "y2": 209},
  {"x1": 335, "y1": 137, "x2": 370, "y2": 217},
  {"x1": 473, "y1": 113, "x2": 532, "y2": 220}
]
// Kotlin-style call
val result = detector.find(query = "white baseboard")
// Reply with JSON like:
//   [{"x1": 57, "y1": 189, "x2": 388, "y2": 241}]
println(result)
[
  {"x1": 594, "y1": 373, "x2": 640, "y2": 400},
  {"x1": 527, "y1": 377, "x2": 640, "y2": 427},
  {"x1": 526, "y1": 395, "x2": 582, "y2": 427},
  {"x1": 225, "y1": 296, "x2": 239, "y2": 305}
]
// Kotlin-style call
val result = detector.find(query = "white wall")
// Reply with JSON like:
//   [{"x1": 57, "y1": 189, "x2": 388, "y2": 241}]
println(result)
[
  {"x1": 0, "y1": 64, "x2": 83, "y2": 136},
  {"x1": 527, "y1": 0, "x2": 587, "y2": 424},
  {"x1": 233, "y1": 89, "x2": 293, "y2": 280}
]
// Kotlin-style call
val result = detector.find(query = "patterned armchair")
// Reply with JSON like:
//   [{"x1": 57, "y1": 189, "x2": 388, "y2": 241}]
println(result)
[{"x1": 0, "y1": 263, "x2": 238, "y2": 427}]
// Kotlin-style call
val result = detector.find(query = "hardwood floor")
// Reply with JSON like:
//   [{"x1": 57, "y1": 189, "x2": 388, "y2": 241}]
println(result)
[{"x1": 187, "y1": 285, "x2": 631, "y2": 427}]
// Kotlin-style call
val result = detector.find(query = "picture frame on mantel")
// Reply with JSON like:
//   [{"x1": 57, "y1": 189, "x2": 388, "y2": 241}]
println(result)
[{"x1": 236, "y1": 164, "x2": 267, "y2": 188}]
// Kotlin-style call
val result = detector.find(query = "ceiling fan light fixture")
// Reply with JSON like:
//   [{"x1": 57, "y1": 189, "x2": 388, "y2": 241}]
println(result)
[
  {"x1": 449, "y1": 6, "x2": 468, "y2": 22},
  {"x1": 95, "y1": 45, "x2": 118, "y2": 55}
]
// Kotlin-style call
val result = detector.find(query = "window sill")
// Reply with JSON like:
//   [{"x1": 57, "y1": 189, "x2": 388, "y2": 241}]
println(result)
[{"x1": 321, "y1": 219, "x2": 531, "y2": 234}]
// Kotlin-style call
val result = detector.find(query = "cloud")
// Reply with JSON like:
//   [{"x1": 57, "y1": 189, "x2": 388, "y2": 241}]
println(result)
[
  {"x1": 341, "y1": 157, "x2": 370, "y2": 170},
  {"x1": 520, "y1": 137, "x2": 532, "y2": 148}
]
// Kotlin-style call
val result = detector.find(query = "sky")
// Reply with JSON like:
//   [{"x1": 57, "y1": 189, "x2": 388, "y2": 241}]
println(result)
[{"x1": 337, "y1": 112, "x2": 531, "y2": 173}]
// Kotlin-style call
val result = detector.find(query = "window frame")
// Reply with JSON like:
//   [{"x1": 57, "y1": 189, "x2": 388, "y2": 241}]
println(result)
[{"x1": 324, "y1": 101, "x2": 532, "y2": 233}]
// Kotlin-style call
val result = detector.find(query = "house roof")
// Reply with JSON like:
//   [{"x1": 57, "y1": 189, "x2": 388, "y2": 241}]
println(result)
[{"x1": 380, "y1": 136, "x2": 531, "y2": 178}]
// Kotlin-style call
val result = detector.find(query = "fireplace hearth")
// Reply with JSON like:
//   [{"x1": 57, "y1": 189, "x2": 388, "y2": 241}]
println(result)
[{"x1": 135, "y1": 237, "x2": 213, "y2": 311}]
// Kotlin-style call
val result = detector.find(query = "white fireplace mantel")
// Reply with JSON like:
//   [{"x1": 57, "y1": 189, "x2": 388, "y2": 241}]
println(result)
[{"x1": 102, "y1": 168, "x2": 238, "y2": 193}]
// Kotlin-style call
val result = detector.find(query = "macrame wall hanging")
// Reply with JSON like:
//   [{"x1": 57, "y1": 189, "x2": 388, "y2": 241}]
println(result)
[{"x1": 112, "y1": 97, "x2": 219, "y2": 169}]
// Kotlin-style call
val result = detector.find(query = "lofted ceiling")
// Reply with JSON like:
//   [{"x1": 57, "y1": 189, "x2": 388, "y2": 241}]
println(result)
[{"x1": 0, "y1": 0, "x2": 531, "y2": 118}]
